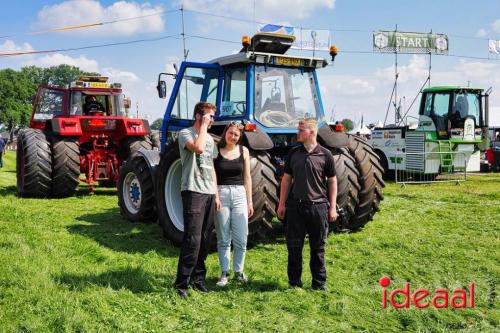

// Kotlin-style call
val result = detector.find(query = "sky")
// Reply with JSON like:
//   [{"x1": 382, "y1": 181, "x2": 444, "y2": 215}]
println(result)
[{"x1": 1, "y1": 0, "x2": 500, "y2": 126}]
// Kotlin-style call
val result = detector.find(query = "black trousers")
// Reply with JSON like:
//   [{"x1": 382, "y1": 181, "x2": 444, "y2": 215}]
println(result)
[
  {"x1": 285, "y1": 201, "x2": 329, "y2": 288},
  {"x1": 175, "y1": 191, "x2": 215, "y2": 290}
]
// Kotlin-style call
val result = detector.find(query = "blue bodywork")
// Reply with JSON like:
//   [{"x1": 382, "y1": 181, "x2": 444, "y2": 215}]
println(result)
[{"x1": 159, "y1": 60, "x2": 327, "y2": 153}]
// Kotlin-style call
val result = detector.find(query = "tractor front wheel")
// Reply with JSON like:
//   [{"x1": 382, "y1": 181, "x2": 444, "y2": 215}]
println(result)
[
  {"x1": 16, "y1": 129, "x2": 52, "y2": 197},
  {"x1": 117, "y1": 155, "x2": 157, "y2": 222},
  {"x1": 51, "y1": 136, "x2": 80, "y2": 197}
]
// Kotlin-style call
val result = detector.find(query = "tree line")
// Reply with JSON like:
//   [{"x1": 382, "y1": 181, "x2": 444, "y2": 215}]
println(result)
[{"x1": 0, "y1": 65, "x2": 99, "y2": 132}]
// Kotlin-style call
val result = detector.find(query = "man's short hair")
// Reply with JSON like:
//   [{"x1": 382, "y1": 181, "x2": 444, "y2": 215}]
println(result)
[
  {"x1": 299, "y1": 118, "x2": 318, "y2": 132},
  {"x1": 194, "y1": 102, "x2": 216, "y2": 117}
]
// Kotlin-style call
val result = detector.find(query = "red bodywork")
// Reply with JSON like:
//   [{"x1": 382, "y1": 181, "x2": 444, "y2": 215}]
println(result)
[{"x1": 30, "y1": 84, "x2": 149, "y2": 189}]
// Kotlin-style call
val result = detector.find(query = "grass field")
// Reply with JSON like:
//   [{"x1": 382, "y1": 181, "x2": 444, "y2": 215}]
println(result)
[{"x1": 0, "y1": 150, "x2": 498, "y2": 332}]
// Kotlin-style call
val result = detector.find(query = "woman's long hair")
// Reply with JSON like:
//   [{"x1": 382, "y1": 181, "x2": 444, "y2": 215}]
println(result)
[{"x1": 217, "y1": 123, "x2": 243, "y2": 149}]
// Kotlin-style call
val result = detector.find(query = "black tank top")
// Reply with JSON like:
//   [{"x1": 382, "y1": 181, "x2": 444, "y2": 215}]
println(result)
[{"x1": 215, "y1": 145, "x2": 244, "y2": 185}]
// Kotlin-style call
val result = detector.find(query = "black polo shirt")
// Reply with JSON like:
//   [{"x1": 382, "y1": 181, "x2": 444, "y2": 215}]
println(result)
[{"x1": 284, "y1": 143, "x2": 336, "y2": 203}]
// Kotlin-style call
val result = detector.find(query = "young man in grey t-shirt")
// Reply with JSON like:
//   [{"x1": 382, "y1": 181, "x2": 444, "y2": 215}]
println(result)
[{"x1": 174, "y1": 102, "x2": 220, "y2": 298}]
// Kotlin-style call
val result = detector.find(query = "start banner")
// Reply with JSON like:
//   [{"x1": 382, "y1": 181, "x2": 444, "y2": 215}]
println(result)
[{"x1": 373, "y1": 31, "x2": 449, "y2": 54}]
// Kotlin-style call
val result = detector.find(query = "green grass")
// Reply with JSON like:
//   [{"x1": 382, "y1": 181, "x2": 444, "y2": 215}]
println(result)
[{"x1": 0, "y1": 150, "x2": 498, "y2": 332}]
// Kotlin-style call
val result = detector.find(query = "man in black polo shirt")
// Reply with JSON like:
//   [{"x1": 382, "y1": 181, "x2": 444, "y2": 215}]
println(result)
[{"x1": 277, "y1": 118, "x2": 337, "y2": 290}]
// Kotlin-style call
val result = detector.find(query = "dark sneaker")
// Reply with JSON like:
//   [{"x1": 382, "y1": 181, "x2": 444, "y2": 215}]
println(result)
[
  {"x1": 190, "y1": 282, "x2": 209, "y2": 293},
  {"x1": 312, "y1": 284, "x2": 327, "y2": 291},
  {"x1": 289, "y1": 281, "x2": 303, "y2": 289},
  {"x1": 177, "y1": 288, "x2": 189, "y2": 298},
  {"x1": 234, "y1": 272, "x2": 248, "y2": 283}
]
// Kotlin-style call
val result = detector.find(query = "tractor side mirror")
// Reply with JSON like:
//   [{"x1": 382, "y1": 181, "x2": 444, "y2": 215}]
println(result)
[{"x1": 157, "y1": 80, "x2": 167, "y2": 99}]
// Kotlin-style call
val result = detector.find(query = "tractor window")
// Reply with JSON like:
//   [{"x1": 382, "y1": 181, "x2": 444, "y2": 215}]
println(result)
[
  {"x1": 432, "y1": 93, "x2": 450, "y2": 135},
  {"x1": 452, "y1": 93, "x2": 480, "y2": 127},
  {"x1": 33, "y1": 88, "x2": 65, "y2": 120},
  {"x1": 221, "y1": 67, "x2": 247, "y2": 117},
  {"x1": 171, "y1": 67, "x2": 219, "y2": 120},
  {"x1": 423, "y1": 93, "x2": 433, "y2": 116},
  {"x1": 254, "y1": 66, "x2": 320, "y2": 128}
]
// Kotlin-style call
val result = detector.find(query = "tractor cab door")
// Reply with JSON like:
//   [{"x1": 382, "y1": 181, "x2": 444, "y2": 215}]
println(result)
[
  {"x1": 30, "y1": 86, "x2": 68, "y2": 128},
  {"x1": 421, "y1": 92, "x2": 451, "y2": 139},
  {"x1": 162, "y1": 62, "x2": 222, "y2": 135}
]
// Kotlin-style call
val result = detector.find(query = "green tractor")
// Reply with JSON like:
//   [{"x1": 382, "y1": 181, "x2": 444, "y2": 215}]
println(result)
[{"x1": 370, "y1": 86, "x2": 491, "y2": 178}]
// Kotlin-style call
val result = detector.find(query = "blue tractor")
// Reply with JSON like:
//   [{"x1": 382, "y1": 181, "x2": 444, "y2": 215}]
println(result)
[{"x1": 117, "y1": 33, "x2": 385, "y2": 245}]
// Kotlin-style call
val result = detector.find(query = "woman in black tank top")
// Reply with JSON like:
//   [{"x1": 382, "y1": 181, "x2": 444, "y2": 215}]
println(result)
[{"x1": 213, "y1": 122, "x2": 253, "y2": 286}]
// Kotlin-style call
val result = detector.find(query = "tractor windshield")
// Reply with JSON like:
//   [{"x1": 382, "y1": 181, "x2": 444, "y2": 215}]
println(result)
[
  {"x1": 451, "y1": 92, "x2": 480, "y2": 128},
  {"x1": 254, "y1": 66, "x2": 321, "y2": 128},
  {"x1": 70, "y1": 91, "x2": 126, "y2": 116}
]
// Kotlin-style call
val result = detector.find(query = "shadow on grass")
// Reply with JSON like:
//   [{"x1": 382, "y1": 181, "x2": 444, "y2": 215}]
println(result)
[
  {"x1": 75, "y1": 187, "x2": 118, "y2": 197},
  {"x1": 56, "y1": 267, "x2": 172, "y2": 294},
  {"x1": 0, "y1": 185, "x2": 17, "y2": 196},
  {"x1": 70, "y1": 208, "x2": 179, "y2": 257},
  {"x1": 205, "y1": 277, "x2": 282, "y2": 292}
]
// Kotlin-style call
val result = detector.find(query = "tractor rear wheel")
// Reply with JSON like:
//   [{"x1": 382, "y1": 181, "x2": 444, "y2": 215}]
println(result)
[
  {"x1": 346, "y1": 135, "x2": 385, "y2": 230},
  {"x1": 120, "y1": 136, "x2": 153, "y2": 159},
  {"x1": 118, "y1": 155, "x2": 156, "y2": 222},
  {"x1": 51, "y1": 137, "x2": 80, "y2": 197},
  {"x1": 156, "y1": 141, "x2": 184, "y2": 246},
  {"x1": 248, "y1": 150, "x2": 279, "y2": 239},
  {"x1": 331, "y1": 148, "x2": 360, "y2": 231},
  {"x1": 16, "y1": 129, "x2": 52, "y2": 197}
]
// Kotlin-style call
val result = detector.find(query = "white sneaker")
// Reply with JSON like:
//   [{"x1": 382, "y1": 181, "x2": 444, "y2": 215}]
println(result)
[{"x1": 216, "y1": 272, "x2": 229, "y2": 287}]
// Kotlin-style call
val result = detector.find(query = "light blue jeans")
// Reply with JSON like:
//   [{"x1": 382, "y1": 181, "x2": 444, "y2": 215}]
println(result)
[{"x1": 215, "y1": 185, "x2": 248, "y2": 274}]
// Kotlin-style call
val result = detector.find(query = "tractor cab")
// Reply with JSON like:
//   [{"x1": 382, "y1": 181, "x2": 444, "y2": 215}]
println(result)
[
  {"x1": 417, "y1": 87, "x2": 489, "y2": 143},
  {"x1": 31, "y1": 76, "x2": 127, "y2": 128},
  {"x1": 158, "y1": 33, "x2": 330, "y2": 142}
]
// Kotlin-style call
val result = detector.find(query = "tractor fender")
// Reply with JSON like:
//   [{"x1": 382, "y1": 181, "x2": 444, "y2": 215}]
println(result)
[
  {"x1": 317, "y1": 125, "x2": 349, "y2": 149},
  {"x1": 50, "y1": 118, "x2": 83, "y2": 136},
  {"x1": 243, "y1": 127, "x2": 274, "y2": 151},
  {"x1": 135, "y1": 149, "x2": 161, "y2": 185}
]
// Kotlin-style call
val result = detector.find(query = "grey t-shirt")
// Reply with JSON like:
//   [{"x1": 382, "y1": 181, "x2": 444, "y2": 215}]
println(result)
[{"x1": 178, "y1": 127, "x2": 218, "y2": 194}]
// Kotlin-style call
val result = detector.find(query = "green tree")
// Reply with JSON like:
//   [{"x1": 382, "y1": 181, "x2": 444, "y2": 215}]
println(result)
[
  {"x1": 0, "y1": 69, "x2": 32, "y2": 130},
  {"x1": 341, "y1": 118, "x2": 354, "y2": 132},
  {"x1": 0, "y1": 65, "x2": 100, "y2": 131},
  {"x1": 150, "y1": 118, "x2": 163, "y2": 130}
]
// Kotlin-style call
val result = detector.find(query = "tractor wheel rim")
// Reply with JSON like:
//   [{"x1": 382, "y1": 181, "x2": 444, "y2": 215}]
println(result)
[
  {"x1": 123, "y1": 172, "x2": 141, "y2": 214},
  {"x1": 165, "y1": 159, "x2": 184, "y2": 232}
]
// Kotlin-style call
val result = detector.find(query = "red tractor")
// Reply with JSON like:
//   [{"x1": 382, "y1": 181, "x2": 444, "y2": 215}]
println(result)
[{"x1": 17, "y1": 76, "x2": 153, "y2": 197}]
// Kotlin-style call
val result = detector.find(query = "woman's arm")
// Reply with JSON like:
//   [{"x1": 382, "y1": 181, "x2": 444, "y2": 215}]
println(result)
[{"x1": 242, "y1": 146, "x2": 254, "y2": 218}]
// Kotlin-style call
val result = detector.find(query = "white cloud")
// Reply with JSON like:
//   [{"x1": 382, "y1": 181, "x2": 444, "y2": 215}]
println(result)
[
  {"x1": 34, "y1": 0, "x2": 165, "y2": 37},
  {"x1": 492, "y1": 19, "x2": 500, "y2": 33},
  {"x1": 101, "y1": 67, "x2": 140, "y2": 82},
  {"x1": 375, "y1": 55, "x2": 428, "y2": 83},
  {"x1": 475, "y1": 28, "x2": 487, "y2": 38},
  {"x1": 0, "y1": 40, "x2": 34, "y2": 55},
  {"x1": 176, "y1": 0, "x2": 335, "y2": 32},
  {"x1": 24, "y1": 53, "x2": 100, "y2": 72}
]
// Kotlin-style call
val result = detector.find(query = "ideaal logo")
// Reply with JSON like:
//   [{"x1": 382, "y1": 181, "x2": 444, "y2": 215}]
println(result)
[{"x1": 379, "y1": 276, "x2": 475, "y2": 309}]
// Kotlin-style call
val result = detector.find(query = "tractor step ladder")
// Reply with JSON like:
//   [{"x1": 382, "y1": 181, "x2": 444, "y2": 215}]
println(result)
[{"x1": 438, "y1": 141, "x2": 453, "y2": 173}]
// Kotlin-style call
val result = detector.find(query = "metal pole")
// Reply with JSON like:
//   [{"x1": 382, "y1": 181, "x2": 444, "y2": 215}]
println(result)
[
  {"x1": 394, "y1": 24, "x2": 398, "y2": 124},
  {"x1": 181, "y1": 4, "x2": 189, "y2": 118}
]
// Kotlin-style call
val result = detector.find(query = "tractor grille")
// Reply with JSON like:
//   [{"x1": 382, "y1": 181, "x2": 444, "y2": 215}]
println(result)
[{"x1": 405, "y1": 132, "x2": 425, "y2": 171}]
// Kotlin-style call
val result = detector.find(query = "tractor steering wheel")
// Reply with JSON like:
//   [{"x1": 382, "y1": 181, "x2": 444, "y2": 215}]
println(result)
[{"x1": 258, "y1": 110, "x2": 294, "y2": 127}]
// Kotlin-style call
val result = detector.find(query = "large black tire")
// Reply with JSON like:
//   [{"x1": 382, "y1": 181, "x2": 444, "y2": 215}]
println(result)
[
  {"x1": 51, "y1": 137, "x2": 80, "y2": 197},
  {"x1": 16, "y1": 129, "x2": 52, "y2": 197},
  {"x1": 120, "y1": 136, "x2": 153, "y2": 160},
  {"x1": 118, "y1": 155, "x2": 157, "y2": 222},
  {"x1": 331, "y1": 148, "x2": 361, "y2": 230},
  {"x1": 156, "y1": 141, "x2": 185, "y2": 246},
  {"x1": 248, "y1": 151, "x2": 279, "y2": 239},
  {"x1": 346, "y1": 135, "x2": 385, "y2": 230},
  {"x1": 150, "y1": 130, "x2": 161, "y2": 150}
]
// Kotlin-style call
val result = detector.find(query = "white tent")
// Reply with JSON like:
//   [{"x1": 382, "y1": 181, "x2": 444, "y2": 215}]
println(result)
[{"x1": 348, "y1": 123, "x2": 371, "y2": 135}]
